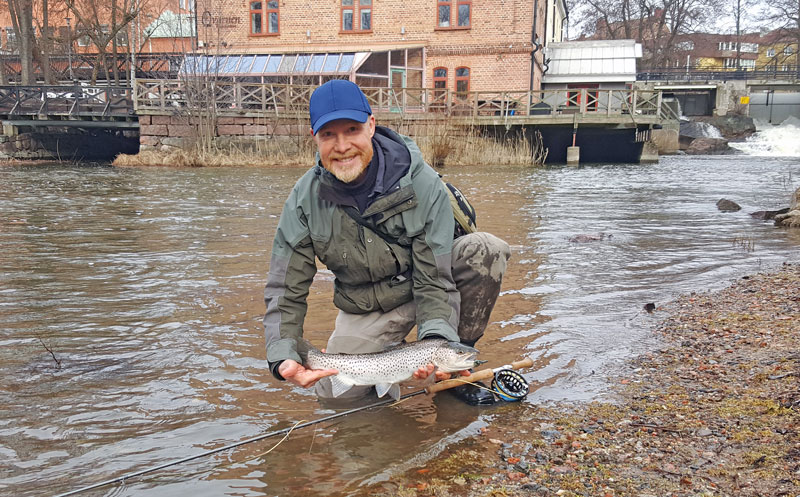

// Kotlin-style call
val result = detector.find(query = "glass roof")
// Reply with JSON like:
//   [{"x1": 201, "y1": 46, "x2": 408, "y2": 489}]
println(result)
[{"x1": 179, "y1": 53, "x2": 365, "y2": 76}]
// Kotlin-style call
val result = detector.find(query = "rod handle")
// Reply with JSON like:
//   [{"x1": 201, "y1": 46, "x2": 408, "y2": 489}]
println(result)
[{"x1": 425, "y1": 357, "x2": 534, "y2": 394}]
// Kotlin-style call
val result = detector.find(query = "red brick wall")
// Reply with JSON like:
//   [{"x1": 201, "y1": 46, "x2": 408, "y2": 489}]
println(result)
[{"x1": 195, "y1": 0, "x2": 547, "y2": 91}]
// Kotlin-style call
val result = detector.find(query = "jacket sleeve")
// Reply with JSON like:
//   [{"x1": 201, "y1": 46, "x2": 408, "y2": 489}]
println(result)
[
  {"x1": 263, "y1": 198, "x2": 317, "y2": 380},
  {"x1": 411, "y1": 176, "x2": 461, "y2": 343}
]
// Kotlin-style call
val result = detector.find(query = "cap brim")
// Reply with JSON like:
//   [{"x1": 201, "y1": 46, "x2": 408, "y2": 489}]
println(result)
[{"x1": 312, "y1": 109, "x2": 370, "y2": 134}]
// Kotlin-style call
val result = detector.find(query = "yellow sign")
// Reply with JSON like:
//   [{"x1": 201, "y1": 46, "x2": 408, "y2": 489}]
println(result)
[{"x1": 740, "y1": 96, "x2": 750, "y2": 104}]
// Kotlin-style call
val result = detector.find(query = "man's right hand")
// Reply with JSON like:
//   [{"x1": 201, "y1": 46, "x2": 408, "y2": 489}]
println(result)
[{"x1": 278, "y1": 359, "x2": 338, "y2": 388}]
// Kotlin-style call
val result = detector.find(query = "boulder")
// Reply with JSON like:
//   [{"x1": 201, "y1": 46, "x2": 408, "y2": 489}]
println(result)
[
  {"x1": 717, "y1": 199, "x2": 741, "y2": 212},
  {"x1": 694, "y1": 115, "x2": 757, "y2": 140},
  {"x1": 774, "y1": 187, "x2": 800, "y2": 228},
  {"x1": 750, "y1": 208, "x2": 789, "y2": 220},
  {"x1": 686, "y1": 138, "x2": 733, "y2": 155}
]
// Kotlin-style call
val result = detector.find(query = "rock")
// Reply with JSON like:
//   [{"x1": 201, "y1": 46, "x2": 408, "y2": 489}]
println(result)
[
  {"x1": 750, "y1": 208, "x2": 789, "y2": 220},
  {"x1": 717, "y1": 199, "x2": 741, "y2": 212},
  {"x1": 686, "y1": 137, "x2": 733, "y2": 155},
  {"x1": 696, "y1": 427, "x2": 713, "y2": 437},
  {"x1": 694, "y1": 115, "x2": 757, "y2": 140},
  {"x1": 774, "y1": 187, "x2": 800, "y2": 228},
  {"x1": 569, "y1": 233, "x2": 610, "y2": 243},
  {"x1": 774, "y1": 209, "x2": 800, "y2": 228}
]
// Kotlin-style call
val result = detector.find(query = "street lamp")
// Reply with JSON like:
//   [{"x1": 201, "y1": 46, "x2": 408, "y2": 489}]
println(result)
[{"x1": 64, "y1": 16, "x2": 74, "y2": 80}]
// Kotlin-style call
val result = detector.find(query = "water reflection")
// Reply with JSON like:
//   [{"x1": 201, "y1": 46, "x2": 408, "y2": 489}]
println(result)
[{"x1": 1, "y1": 156, "x2": 799, "y2": 496}]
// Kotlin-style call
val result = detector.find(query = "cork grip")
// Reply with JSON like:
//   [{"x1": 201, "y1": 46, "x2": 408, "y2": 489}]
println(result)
[{"x1": 424, "y1": 357, "x2": 534, "y2": 394}]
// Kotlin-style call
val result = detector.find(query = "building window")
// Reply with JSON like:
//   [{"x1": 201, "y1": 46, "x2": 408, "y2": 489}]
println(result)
[
  {"x1": 433, "y1": 67, "x2": 448, "y2": 88},
  {"x1": 455, "y1": 66, "x2": 470, "y2": 93},
  {"x1": 437, "y1": 0, "x2": 470, "y2": 28},
  {"x1": 675, "y1": 41, "x2": 694, "y2": 51},
  {"x1": 767, "y1": 48, "x2": 776, "y2": 57},
  {"x1": 724, "y1": 58, "x2": 755, "y2": 69},
  {"x1": 251, "y1": 0, "x2": 279, "y2": 35},
  {"x1": 784, "y1": 46, "x2": 794, "y2": 56},
  {"x1": 342, "y1": 0, "x2": 372, "y2": 32},
  {"x1": 5, "y1": 27, "x2": 17, "y2": 48}
]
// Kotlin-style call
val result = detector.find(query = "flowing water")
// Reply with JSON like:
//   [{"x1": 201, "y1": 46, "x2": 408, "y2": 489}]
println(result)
[{"x1": 1, "y1": 148, "x2": 799, "y2": 496}]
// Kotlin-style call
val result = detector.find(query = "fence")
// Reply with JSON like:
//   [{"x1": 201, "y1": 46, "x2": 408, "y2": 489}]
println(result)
[
  {"x1": 0, "y1": 85, "x2": 133, "y2": 117},
  {"x1": 133, "y1": 79, "x2": 677, "y2": 121}
]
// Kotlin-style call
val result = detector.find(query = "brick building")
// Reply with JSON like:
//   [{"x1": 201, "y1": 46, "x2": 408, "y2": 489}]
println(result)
[{"x1": 191, "y1": 0, "x2": 567, "y2": 92}]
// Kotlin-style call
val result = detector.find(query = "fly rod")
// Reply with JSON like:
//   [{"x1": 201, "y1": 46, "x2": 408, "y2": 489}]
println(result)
[{"x1": 53, "y1": 357, "x2": 534, "y2": 497}]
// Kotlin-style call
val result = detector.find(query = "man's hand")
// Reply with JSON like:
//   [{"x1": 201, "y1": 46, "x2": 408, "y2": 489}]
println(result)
[
  {"x1": 413, "y1": 364, "x2": 471, "y2": 381},
  {"x1": 278, "y1": 360, "x2": 337, "y2": 388}
]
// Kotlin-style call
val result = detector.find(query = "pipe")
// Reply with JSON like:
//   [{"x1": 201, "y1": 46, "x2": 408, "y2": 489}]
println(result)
[{"x1": 529, "y1": 0, "x2": 541, "y2": 92}]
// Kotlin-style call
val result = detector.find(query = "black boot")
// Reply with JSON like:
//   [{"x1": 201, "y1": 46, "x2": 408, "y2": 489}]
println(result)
[{"x1": 448, "y1": 381, "x2": 496, "y2": 405}]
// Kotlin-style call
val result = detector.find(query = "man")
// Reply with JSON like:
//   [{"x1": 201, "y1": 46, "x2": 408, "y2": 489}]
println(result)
[{"x1": 264, "y1": 80, "x2": 510, "y2": 405}]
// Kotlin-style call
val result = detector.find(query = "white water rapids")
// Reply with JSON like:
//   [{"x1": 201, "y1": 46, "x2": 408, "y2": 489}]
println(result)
[{"x1": 730, "y1": 116, "x2": 800, "y2": 157}]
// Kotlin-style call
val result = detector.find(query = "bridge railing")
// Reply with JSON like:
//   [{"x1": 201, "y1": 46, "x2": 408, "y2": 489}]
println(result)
[
  {"x1": 638, "y1": 66, "x2": 800, "y2": 82},
  {"x1": 0, "y1": 84, "x2": 133, "y2": 117},
  {"x1": 133, "y1": 79, "x2": 674, "y2": 121}
]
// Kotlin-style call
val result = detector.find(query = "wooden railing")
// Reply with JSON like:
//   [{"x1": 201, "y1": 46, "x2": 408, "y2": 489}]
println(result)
[
  {"x1": 133, "y1": 79, "x2": 677, "y2": 122},
  {"x1": 0, "y1": 84, "x2": 134, "y2": 117}
]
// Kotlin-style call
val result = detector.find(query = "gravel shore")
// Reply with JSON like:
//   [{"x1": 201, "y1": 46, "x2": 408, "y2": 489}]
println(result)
[{"x1": 363, "y1": 262, "x2": 800, "y2": 497}]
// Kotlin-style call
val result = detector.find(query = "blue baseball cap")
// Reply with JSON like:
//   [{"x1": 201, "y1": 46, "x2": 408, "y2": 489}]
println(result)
[{"x1": 309, "y1": 80, "x2": 372, "y2": 135}]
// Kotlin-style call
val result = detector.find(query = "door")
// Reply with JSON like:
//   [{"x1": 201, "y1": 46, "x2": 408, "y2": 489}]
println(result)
[{"x1": 390, "y1": 69, "x2": 406, "y2": 112}]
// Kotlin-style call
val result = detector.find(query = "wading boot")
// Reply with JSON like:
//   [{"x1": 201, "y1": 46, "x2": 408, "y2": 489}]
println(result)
[{"x1": 448, "y1": 381, "x2": 496, "y2": 406}]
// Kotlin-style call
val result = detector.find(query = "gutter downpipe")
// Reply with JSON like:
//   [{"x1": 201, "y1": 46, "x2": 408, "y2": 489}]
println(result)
[{"x1": 529, "y1": 0, "x2": 541, "y2": 93}]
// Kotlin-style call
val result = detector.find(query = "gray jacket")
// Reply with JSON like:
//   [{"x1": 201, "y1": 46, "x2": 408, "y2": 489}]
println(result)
[{"x1": 263, "y1": 127, "x2": 460, "y2": 378}]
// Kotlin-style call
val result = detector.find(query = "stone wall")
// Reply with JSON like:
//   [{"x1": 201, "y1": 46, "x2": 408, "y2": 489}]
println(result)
[
  {"x1": 0, "y1": 125, "x2": 138, "y2": 160},
  {"x1": 137, "y1": 114, "x2": 309, "y2": 152}
]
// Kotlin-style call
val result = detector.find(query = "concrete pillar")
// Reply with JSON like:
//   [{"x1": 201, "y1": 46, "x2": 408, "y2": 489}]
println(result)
[
  {"x1": 639, "y1": 141, "x2": 659, "y2": 163},
  {"x1": 3, "y1": 123, "x2": 19, "y2": 136},
  {"x1": 566, "y1": 146, "x2": 580, "y2": 165}
]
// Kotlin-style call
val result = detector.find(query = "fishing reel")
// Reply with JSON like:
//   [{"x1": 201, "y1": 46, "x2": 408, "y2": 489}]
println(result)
[{"x1": 491, "y1": 369, "x2": 529, "y2": 402}]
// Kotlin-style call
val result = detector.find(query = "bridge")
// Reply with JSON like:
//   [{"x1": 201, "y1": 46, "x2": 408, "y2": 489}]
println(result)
[{"x1": 1, "y1": 80, "x2": 679, "y2": 162}]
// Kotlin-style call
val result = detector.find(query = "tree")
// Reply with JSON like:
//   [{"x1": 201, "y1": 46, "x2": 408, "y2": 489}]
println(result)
[
  {"x1": 569, "y1": 0, "x2": 723, "y2": 69},
  {"x1": 7, "y1": 0, "x2": 36, "y2": 84},
  {"x1": 65, "y1": 0, "x2": 139, "y2": 84}
]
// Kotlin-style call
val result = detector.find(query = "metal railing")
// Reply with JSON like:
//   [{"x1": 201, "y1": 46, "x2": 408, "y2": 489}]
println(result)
[
  {"x1": 638, "y1": 66, "x2": 800, "y2": 82},
  {"x1": 133, "y1": 79, "x2": 676, "y2": 121},
  {"x1": 0, "y1": 84, "x2": 134, "y2": 117}
]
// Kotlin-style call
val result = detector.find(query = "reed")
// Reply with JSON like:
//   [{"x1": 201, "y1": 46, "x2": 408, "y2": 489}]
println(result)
[{"x1": 115, "y1": 118, "x2": 546, "y2": 168}]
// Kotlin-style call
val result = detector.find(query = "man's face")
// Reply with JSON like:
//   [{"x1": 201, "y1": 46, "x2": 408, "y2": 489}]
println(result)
[{"x1": 312, "y1": 116, "x2": 376, "y2": 183}]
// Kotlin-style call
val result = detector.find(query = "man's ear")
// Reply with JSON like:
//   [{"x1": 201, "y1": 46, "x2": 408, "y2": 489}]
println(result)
[
  {"x1": 367, "y1": 115, "x2": 376, "y2": 137},
  {"x1": 309, "y1": 128, "x2": 315, "y2": 136}
]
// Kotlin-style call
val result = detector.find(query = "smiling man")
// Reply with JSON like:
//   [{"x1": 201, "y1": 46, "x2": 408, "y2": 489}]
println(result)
[{"x1": 263, "y1": 80, "x2": 510, "y2": 405}]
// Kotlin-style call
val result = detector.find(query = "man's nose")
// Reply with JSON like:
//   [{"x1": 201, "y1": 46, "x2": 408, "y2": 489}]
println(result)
[{"x1": 332, "y1": 133, "x2": 349, "y2": 151}]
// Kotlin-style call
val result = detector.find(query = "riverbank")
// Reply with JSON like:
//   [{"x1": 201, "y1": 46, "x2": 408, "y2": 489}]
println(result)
[{"x1": 363, "y1": 262, "x2": 800, "y2": 497}]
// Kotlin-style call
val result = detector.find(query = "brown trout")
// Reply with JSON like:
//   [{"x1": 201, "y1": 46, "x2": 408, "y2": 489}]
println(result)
[{"x1": 307, "y1": 339, "x2": 478, "y2": 400}]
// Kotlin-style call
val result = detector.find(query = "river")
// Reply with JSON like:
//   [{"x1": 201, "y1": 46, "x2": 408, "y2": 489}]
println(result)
[{"x1": 1, "y1": 151, "x2": 799, "y2": 496}]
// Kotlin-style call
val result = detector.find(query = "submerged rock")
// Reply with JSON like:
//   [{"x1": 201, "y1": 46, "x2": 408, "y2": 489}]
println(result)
[
  {"x1": 569, "y1": 233, "x2": 611, "y2": 243},
  {"x1": 750, "y1": 208, "x2": 789, "y2": 220},
  {"x1": 716, "y1": 199, "x2": 741, "y2": 212}
]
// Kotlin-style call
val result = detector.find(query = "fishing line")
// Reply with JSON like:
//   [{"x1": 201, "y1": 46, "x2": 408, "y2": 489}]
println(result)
[
  {"x1": 52, "y1": 389, "x2": 427, "y2": 497},
  {"x1": 54, "y1": 357, "x2": 534, "y2": 497}
]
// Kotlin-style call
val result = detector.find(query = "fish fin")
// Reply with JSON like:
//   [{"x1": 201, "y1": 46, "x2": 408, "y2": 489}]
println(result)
[
  {"x1": 421, "y1": 366, "x2": 439, "y2": 387},
  {"x1": 329, "y1": 375, "x2": 353, "y2": 398},
  {"x1": 376, "y1": 383, "x2": 401, "y2": 400}
]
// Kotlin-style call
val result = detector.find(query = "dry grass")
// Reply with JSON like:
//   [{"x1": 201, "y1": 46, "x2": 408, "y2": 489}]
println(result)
[
  {"x1": 114, "y1": 120, "x2": 546, "y2": 168},
  {"x1": 412, "y1": 122, "x2": 548, "y2": 168},
  {"x1": 113, "y1": 137, "x2": 316, "y2": 168}
]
